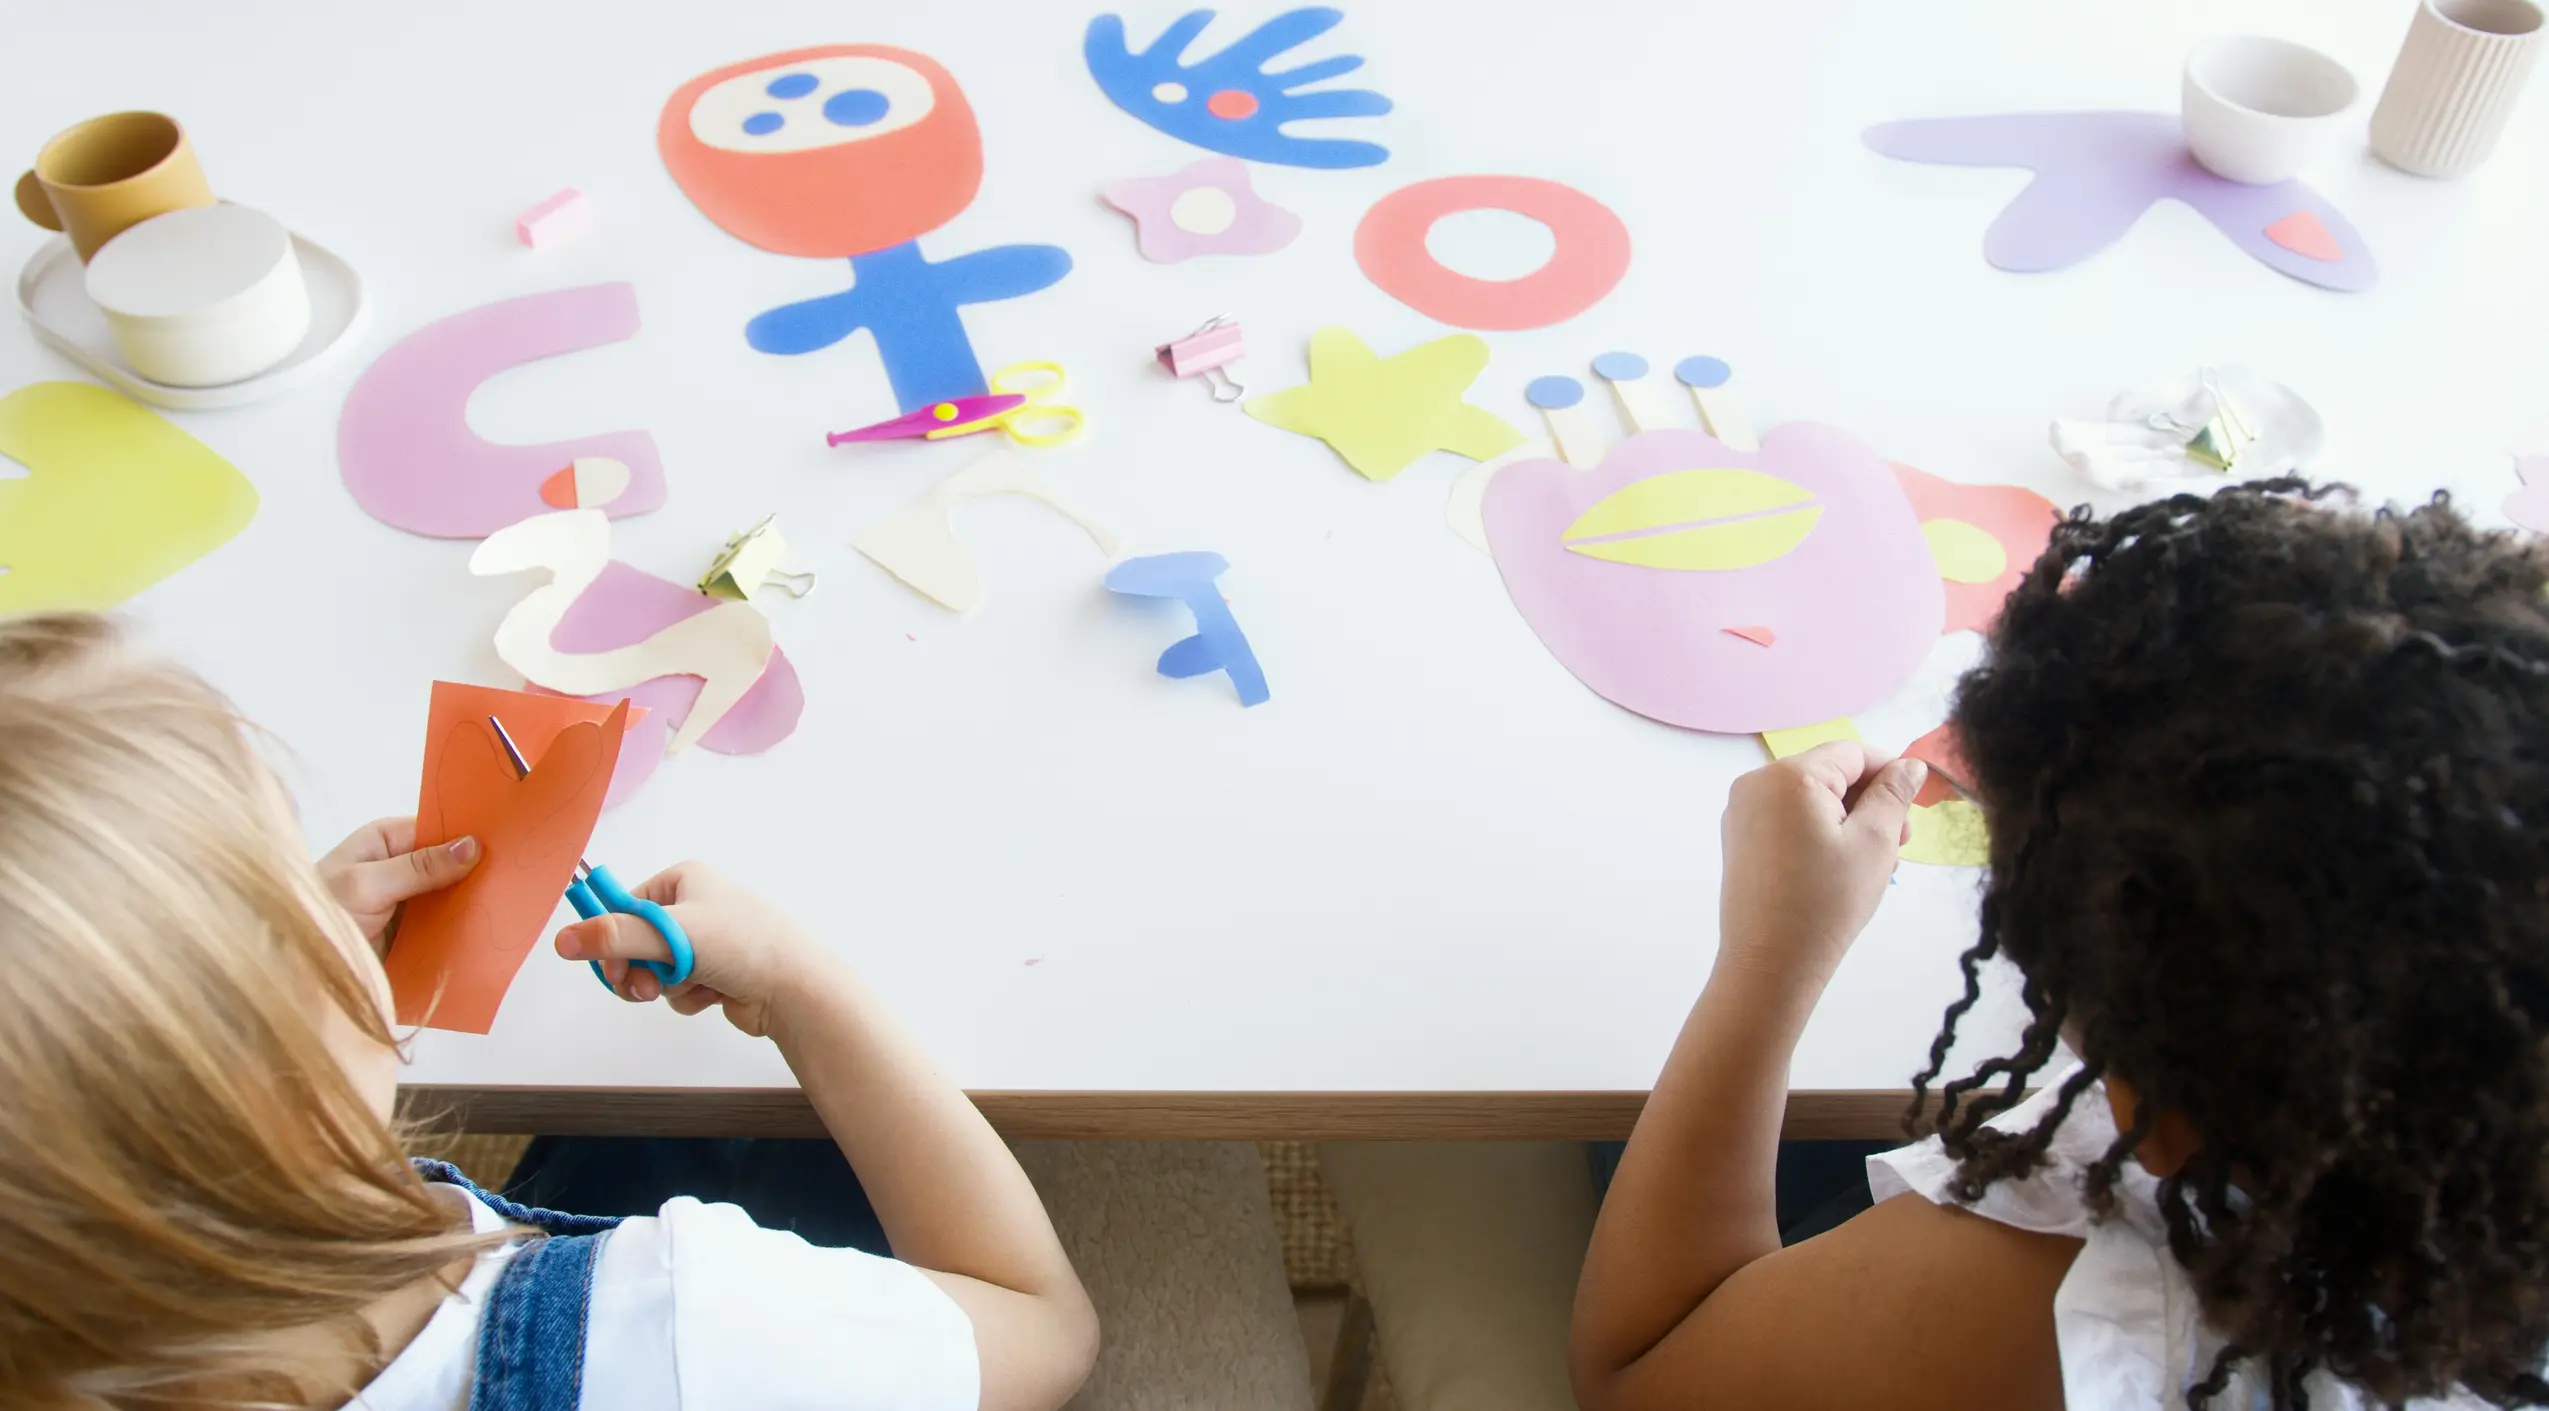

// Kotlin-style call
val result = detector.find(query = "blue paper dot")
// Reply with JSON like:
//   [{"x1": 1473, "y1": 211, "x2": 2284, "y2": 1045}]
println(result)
[
  {"x1": 1526, "y1": 376, "x2": 1585, "y2": 410},
  {"x1": 765, "y1": 72, "x2": 819, "y2": 99},
  {"x1": 1592, "y1": 351, "x2": 1648, "y2": 381},
  {"x1": 1675, "y1": 356, "x2": 1733, "y2": 390},
  {"x1": 742, "y1": 111, "x2": 785, "y2": 136},
  {"x1": 824, "y1": 88, "x2": 892, "y2": 126}
]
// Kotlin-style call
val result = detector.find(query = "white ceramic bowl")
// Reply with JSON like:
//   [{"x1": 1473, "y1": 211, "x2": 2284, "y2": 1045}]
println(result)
[
  {"x1": 2183, "y1": 35, "x2": 2361, "y2": 184},
  {"x1": 83, "y1": 202, "x2": 310, "y2": 387}
]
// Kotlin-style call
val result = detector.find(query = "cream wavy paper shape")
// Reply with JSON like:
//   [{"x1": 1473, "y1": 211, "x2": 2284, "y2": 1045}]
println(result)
[{"x1": 470, "y1": 509, "x2": 773, "y2": 753}]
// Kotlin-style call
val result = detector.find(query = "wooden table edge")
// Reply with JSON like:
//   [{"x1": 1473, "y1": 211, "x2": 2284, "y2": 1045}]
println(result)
[{"x1": 399, "y1": 1087, "x2": 1923, "y2": 1142}]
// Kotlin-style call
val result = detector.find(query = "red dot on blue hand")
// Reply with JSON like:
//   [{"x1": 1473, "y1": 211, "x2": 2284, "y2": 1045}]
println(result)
[{"x1": 1206, "y1": 89, "x2": 1260, "y2": 120}]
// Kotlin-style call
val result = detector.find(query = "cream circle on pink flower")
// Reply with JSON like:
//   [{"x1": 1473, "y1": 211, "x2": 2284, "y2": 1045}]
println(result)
[
  {"x1": 1169, "y1": 186, "x2": 1239, "y2": 235},
  {"x1": 1100, "y1": 155, "x2": 1302, "y2": 263}
]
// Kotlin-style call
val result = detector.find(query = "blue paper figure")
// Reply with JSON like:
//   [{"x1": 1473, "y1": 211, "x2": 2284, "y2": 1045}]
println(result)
[
  {"x1": 746, "y1": 240, "x2": 1074, "y2": 414},
  {"x1": 662, "y1": 45, "x2": 1076, "y2": 414},
  {"x1": 1085, "y1": 8, "x2": 1392, "y2": 170},
  {"x1": 1104, "y1": 551, "x2": 1271, "y2": 707}
]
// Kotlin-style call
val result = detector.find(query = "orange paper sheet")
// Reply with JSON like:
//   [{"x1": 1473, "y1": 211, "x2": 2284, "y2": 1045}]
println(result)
[
  {"x1": 384, "y1": 682, "x2": 633, "y2": 1033},
  {"x1": 1903, "y1": 721, "x2": 1976, "y2": 809}
]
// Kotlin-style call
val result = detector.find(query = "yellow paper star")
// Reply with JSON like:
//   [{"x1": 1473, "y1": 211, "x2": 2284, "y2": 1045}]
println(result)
[{"x1": 1245, "y1": 327, "x2": 1523, "y2": 481}]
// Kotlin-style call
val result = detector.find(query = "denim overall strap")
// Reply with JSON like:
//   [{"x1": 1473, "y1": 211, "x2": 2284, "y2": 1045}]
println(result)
[
  {"x1": 469, "y1": 1231, "x2": 609, "y2": 1411},
  {"x1": 410, "y1": 1158, "x2": 623, "y2": 1236},
  {"x1": 408, "y1": 1159, "x2": 625, "y2": 1411}
]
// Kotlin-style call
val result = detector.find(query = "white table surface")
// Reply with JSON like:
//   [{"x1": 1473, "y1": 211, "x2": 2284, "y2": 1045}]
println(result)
[{"x1": 4, "y1": 0, "x2": 2544, "y2": 1100}]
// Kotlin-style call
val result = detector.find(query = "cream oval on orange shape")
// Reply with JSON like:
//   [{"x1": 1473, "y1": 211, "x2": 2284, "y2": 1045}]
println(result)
[
  {"x1": 538, "y1": 456, "x2": 633, "y2": 510},
  {"x1": 1560, "y1": 468, "x2": 1823, "y2": 571}
]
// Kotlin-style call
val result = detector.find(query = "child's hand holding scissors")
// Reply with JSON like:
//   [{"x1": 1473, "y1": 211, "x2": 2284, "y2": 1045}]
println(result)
[{"x1": 553, "y1": 862, "x2": 834, "y2": 1040}]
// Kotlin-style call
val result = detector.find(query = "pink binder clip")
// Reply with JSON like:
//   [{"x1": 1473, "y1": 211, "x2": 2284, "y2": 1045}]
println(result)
[{"x1": 1156, "y1": 316, "x2": 1247, "y2": 402}]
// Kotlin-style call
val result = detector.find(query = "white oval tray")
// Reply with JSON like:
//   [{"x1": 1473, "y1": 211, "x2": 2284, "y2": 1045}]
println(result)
[{"x1": 14, "y1": 227, "x2": 369, "y2": 410}]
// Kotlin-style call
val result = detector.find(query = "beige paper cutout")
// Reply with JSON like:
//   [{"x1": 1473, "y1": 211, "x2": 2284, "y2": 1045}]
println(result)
[
  {"x1": 1690, "y1": 385, "x2": 1758, "y2": 451},
  {"x1": 1448, "y1": 439, "x2": 1559, "y2": 554},
  {"x1": 1608, "y1": 375, "x2": 1677, "y2": 437},
  {"x1": 1541, "y1": 401, "x2": 1606, "y2": 468},
  {"x1": 470, "y1": 509, "x2": 775, "y2": 753},
  {"x1": 851, "y1": 448, "x2": 1123, "y2": 613}
]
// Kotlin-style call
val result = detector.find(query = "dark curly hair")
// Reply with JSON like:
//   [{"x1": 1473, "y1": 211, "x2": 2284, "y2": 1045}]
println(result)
[{"x1": 1907, "y1": 479, "x2": 2549, "y2": 1408}]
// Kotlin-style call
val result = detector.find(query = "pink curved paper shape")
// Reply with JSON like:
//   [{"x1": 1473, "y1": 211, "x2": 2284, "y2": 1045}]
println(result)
[
  {"x1": 533, "y1": 562, "x2": 804, "y2": 807},
  {"x1": 338, "y1": 283, "x2": 669, "y2": 538},
  {"x1": 1482, "y1": 425, "x2": 1943, "y2": 735}
]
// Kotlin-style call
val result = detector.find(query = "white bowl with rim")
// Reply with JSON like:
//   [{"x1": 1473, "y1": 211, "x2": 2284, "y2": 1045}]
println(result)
[{"x1": 2183, "y1": 36, "x2": 2361, "y2": 184}]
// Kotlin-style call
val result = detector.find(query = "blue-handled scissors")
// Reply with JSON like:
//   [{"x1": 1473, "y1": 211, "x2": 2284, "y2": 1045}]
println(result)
[{"x1": 486, "y1": 715, "x2": 695, "y2": 993}]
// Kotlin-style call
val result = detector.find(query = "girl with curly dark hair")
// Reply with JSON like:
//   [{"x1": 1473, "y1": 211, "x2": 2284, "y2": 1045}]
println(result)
[{"x1": 1571, "y1": 480, "x2": 2549, "y2": 1410}]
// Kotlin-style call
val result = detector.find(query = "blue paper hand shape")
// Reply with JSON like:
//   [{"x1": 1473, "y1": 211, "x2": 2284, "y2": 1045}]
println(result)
[
  {"x1": 1085, "y1": 8, "x2": 1392, "y2": 170},
  {"x1": 747, "y1": 240, "x2": 1075, "y2": 414},
  {"x1": 1104, "y1": 551, "x2": 1271, "y2": 707}
]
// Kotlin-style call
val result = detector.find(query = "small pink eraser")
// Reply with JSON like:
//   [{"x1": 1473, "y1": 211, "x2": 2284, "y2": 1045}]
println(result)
[{"x1": 515, "y1": 188, "x2": 594, "y2": 249}]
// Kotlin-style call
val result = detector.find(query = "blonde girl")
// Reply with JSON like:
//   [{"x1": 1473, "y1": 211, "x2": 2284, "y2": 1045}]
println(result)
[{"x1": 0, "y1": 613, "x2": 1096, "y2": 1410}]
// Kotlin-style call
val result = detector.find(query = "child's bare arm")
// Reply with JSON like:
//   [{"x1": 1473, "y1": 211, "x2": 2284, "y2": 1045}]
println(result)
[
  {"x1": 1570, "y1": 745, "x2": 2074, "y2": 1411},
  {"x1": 558, "y1": 865, "x2": 1098, "y2": 1411}
]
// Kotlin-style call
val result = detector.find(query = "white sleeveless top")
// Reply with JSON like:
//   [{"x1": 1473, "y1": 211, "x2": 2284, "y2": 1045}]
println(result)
[{"x1": 1867, "y1": 1068, "x2": 2497, "y2": 1411}]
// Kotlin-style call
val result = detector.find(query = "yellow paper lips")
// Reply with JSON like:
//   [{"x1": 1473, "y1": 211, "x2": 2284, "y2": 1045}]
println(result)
[{"x1": 1560, "y1": 468, "x2": 1823, "y2": 571}]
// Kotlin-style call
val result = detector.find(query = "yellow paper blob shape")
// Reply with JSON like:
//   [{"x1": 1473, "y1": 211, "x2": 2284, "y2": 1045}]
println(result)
[
  {"x1": 1922, "y1": 517, "x2": 2008, "y2": 585},
  {"x1": 1759, "y1": 717, "x2": 1863, "y2": 759},
  {"x1": 1901, "y1": 798, "x2": 1990, "y2": 866},
  {"x1": 1757, "y1": 720, "x2": 1991, "y2": 866},
  {"x1": 0, "y1": 382, "x2": 258, "y2": 612},
  {"x1": 1563, "y1": 468, "x2": 1822, "y2": 571},
  {"x1": 1568, "y1": 507, "x2": 1822, "y2": 571},
  {"x1": 1244, "y1": 327, "x2": 1523, "y2": 481},
  {"x1": 1565, "y1": 468, "x2": 1814, "y2": 540}
]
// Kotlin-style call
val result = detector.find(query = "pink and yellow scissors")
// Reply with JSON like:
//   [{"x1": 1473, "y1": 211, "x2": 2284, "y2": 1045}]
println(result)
[{"x1": 826, "y1": 361, "x2": 1085, "y2": 449}]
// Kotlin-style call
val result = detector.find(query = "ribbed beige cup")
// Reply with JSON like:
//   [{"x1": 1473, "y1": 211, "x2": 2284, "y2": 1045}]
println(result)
[{"x1": 2370, "y1": 0, "x2": 2546, "y2": 177}]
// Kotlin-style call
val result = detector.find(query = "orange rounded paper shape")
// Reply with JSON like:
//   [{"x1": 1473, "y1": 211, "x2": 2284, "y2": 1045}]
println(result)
[
  {"x1": 1355, "y1": 175, "x2": 1631, "y2": 331},
  {"x1": 658, "y1": 44, "x2": 983, "y2": 258}
]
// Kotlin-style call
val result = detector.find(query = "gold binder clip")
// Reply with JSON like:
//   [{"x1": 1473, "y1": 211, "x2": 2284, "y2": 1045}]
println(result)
[
  {"x1": 2181, "y1": 370, "x2": 2258, "y2": 474},
  {"x1": 699, "y1": 515, "x2": 816, "y2": 601}
]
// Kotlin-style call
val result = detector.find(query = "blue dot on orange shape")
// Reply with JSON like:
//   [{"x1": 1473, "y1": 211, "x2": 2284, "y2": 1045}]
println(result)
[
  {"x1": 824, "y1": 88, "x2": 891, "y2": 126},
  {"x1": 1206, "y1": 89, "x2": 1260, "y2": 120},
  {"x1": 742, "y1": 111, "x2": 784, "y2": 136},
  {"x1": 765, "y1": 73, "x2": 818, "y2": 99}
]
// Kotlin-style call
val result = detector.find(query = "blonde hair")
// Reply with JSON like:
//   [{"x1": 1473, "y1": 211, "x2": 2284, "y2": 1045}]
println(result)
[{"x1": 0, "y1": 615, "x2": 500, "y2": 1408}]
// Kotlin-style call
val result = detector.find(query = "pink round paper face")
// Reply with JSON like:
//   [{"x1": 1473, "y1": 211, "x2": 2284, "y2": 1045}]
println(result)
[{"x1": 1481, "y1": 425, "x2": 1944, "y2": 734}]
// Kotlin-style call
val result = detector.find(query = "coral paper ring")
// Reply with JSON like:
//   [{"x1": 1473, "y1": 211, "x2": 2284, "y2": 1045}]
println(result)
[{"x1": 1354, "y1": 176, "x2": 1630, "y2": 332}]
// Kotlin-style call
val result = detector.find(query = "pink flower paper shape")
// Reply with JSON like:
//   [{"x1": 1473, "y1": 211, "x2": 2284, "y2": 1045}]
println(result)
[{"x1": 1102, "y1": 156, "x2": 1301, "y2": 263}]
